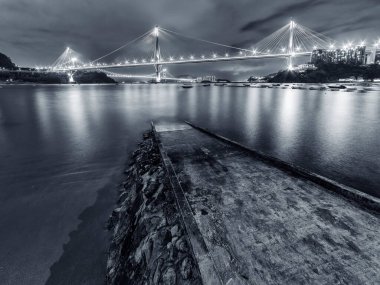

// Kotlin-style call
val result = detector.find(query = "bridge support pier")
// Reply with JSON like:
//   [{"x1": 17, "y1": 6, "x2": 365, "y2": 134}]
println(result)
[
  {"x1": 68, "y1": 71, "x2": 75, "y2": 83},
  {"x1": 154, "y1": 64, "x2": 162, "y2": 83}
]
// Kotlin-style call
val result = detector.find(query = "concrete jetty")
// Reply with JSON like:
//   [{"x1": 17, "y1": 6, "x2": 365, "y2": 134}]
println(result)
[{"x1": 153, "y1": 121, "x2": 380, "y2": 285}]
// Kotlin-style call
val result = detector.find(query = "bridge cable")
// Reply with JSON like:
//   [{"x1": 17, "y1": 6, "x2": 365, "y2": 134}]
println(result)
[
  {"x1": 160, "y1": 27, "x2": 253, "y2": 53},
  {"x1": 91, "y1": 29, "x2": 153, "y2": 63}
]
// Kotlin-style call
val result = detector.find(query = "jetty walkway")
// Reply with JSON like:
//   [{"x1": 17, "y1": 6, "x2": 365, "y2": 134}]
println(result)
[{"x1": 153, "y1": 121, "x2": 380, "y2": 285}]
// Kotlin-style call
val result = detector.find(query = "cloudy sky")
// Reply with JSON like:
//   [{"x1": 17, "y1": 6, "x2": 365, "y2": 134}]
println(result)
[{"x1": 0, "y1": 0, "x2": 379, "y2": 79}]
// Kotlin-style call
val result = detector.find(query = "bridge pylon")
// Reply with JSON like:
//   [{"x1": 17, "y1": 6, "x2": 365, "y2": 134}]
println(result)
[
  {"x1": 153, "y1": 26, "x2": 163, "y2": 83},
  {"x1": 288, "y1": 20, "x2": 295, "y2": 70}
]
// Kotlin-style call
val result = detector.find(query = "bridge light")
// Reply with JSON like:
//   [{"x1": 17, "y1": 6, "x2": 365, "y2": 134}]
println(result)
[
  {"x1": 71, "y1": 57, "x2": 77, "y2": 62},
  {"x1": 142, "y1": 59, "x2": 146, "y2": 63},
  {"x1": 239, "y1": 51, "x2": 243, "y2": 55},
  {"x1": 169, "y1": 56, "x2": 174, "y2": 61},
  {"x1": 225, "y1": 53, "x2": 229, "y2": 57},
  {"x1": 201, "y1": 55, "x2": 205, "y2": 59},
  {"x1": 190, "y1": 55, "x2": 194, "y2": 60},
  {"x1": 281, "y1": 47, "x2": 285, "y2": 52},
  {"x1": 180, "y1": 56, "x2": 184, "y2": 60},
  {"x1": 329, "y1": 44, "x2": 335, "y2": 49},
  {"x1": 252, "y1": 49, "x2": 257, "y2": 55},
  {"x1": 213, "y1": 53, "x2": 217, "y2": 58},
  {"x1": 133, "y1": 59, "x2": 137, "y2": 63},
  {"x1": 288, "y1": 64, "x2": 294, "y2": 71},
  {"x1": 125, "y1": 60, "x2": 129, "y2": 64},
  {"x1": 360, "y1": 41, "x2": 365, "y2": 46},
  {"x1": 296, "y1": 47, "x2": 300, "y2": 51},
  {"x1": 153, "y1": 26, "x2": 159, "y2": 36},
  {"x1": 267, "y1": 49, "x2": 270, "y2": 53},
  {"x1": 313, "y1": 46, "x2": 317, "y2": 50}
]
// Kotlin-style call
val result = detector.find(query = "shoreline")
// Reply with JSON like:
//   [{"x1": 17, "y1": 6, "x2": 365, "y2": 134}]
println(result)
[{"x1": 106, "y1": 131, "x2": 202, "y2": 284}]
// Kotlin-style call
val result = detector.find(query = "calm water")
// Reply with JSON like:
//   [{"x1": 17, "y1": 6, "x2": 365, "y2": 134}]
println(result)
[{"x1": 0, "y1": 84, "x2": 379, "y2": 284}]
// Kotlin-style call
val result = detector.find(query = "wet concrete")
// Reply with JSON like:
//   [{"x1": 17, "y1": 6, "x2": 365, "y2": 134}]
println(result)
[{"x1": 154, "y1": 121, "x2": 380, "y2": 285}]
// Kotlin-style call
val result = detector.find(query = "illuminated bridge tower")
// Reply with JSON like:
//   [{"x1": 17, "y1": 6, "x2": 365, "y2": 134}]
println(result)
[
  {"x1": 153, "y1": 26, "x2": 163, "y2": 83},
  {"x1": 288, "y1": 20, "x2": 295, "y2": 70}
]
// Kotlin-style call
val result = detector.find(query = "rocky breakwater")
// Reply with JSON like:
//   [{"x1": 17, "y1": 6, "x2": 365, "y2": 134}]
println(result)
[{"x1": 106, "y1": 131, "x2": 202, "y2": 285}]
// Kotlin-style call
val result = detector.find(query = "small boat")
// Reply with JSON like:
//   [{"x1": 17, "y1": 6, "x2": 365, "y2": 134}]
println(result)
[
  {"x1": 228, "y1": 84, "x2": 244, "y2": 87},
  {"x1": 272, "y1": 83, "x2": 281, "y2": 87},
  {"x1": 328, "y1": 84, "x2": 346, "y2": 90},
  {"x1": 345, "y1": 87, "x2": 357, "y2": 92},
  {"x1": 182, "y1": 83, "x2": 193, "y2": 89},
  {"x1": 202, "y1": 83, "x2": 211, "y2": 87},
  {"x1": 214, "y1": 83, "x2": 226, "y2": 86}
]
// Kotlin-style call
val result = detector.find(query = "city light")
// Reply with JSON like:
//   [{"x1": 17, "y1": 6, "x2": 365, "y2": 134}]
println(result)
[
  {"x1": 288, "y1": 64, "x2": 294, "y2": 71},
  {"x1": 329, "y1": 43, "x2": 335, "y2": 49}
]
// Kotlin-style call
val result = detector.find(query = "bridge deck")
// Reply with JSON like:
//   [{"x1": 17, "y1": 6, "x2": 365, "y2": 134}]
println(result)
[{"x1": 153, "y1": 121, "x2": 380, "y2": 285}]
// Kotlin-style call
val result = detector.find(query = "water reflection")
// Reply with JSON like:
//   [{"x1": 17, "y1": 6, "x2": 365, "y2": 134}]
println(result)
[{"x1": 1, "y1": 85, "x2": 380, "y2": 198}]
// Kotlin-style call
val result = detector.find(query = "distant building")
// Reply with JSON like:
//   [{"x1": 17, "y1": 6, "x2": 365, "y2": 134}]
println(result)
[
  {"x1": 310, "y1": 46, "x2": 367, "y2": 65},
  {"x1": 196, "y1": 75, "x2": 216, "y2": 82},
  {"x1": 293, "y1": 64, "x2": 317, "y2": 72}
]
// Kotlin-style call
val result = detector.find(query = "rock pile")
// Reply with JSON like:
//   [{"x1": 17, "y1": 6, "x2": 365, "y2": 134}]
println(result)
[{"x1": 106, "y1": 131, "x2": 202, "y2": 285}]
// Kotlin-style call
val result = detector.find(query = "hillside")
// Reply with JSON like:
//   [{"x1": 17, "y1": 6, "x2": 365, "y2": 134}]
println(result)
[{"x1": 0, "y1": 52, "x2": 16, "y2": 70}]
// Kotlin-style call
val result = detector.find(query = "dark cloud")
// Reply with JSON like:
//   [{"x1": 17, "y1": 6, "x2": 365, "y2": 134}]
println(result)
[
  {"x1": 0, "y1": 0, "x2": 379, "y2": 79},
  {"x1": 240, "y1": 0, "x2": 328, "y2": 32}
]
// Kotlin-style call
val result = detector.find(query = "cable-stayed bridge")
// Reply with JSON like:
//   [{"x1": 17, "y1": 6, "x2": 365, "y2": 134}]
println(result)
[{"x1": 33, "y1": 20, "x2": 372, "y2": 82}]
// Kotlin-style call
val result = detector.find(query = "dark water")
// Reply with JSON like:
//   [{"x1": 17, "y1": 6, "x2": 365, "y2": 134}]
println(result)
[{"x1": 0, "y1": 84, "x2": 379, "y2": 284}]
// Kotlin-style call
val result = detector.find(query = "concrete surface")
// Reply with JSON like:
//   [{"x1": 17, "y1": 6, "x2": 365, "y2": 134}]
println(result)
[{"x1": 154, "y1": 121, "x2": 380, "y2": 285}]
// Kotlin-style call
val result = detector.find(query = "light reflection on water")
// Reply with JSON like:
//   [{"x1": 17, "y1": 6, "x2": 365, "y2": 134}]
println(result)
[{"x1": 0, "y1": 84, "x2": 379, "y2": 197}]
